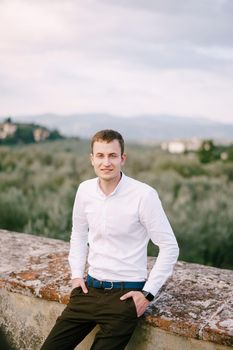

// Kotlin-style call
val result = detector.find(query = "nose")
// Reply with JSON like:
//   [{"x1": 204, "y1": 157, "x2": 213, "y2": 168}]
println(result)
[{"x1": 103, "y1": 157, "x2": 111, "y2": 166}]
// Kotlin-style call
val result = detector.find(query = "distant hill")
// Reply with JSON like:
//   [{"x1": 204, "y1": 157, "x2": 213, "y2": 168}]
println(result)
[
  {"x1": 0, "y1": 118, "x2": 64, "y2": 145},
  {"x1": 1, "y1": 114, "x2": 233, "y2": 142}
]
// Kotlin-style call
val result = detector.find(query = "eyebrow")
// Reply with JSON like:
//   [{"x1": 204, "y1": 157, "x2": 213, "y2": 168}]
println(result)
[{"x1": 95, "y1": 152, "x2": 118, "y2": 156}]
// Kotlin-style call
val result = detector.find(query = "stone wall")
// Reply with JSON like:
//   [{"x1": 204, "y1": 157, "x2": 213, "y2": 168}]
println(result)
[{"x1": 0, "y1": 229, "x2": 232, "y2": 349}]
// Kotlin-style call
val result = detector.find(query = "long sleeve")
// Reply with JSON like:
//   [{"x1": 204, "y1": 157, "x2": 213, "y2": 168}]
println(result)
[
  {"x1": 139, "y1": 189, "x2": 179, "y2": 296},
  {"x1": 68, "y1": 184, "x2": 89, "y2": 279}
]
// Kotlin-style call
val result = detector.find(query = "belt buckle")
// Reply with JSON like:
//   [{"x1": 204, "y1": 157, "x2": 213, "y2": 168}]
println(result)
[{"x1": 104, "y1": 281, "x2": 113, "y2": 290}]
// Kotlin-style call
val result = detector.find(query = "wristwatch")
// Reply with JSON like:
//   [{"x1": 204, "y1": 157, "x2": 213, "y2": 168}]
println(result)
[{"x1": 142, "y1": 290, "x2": 154, "y2": 302}]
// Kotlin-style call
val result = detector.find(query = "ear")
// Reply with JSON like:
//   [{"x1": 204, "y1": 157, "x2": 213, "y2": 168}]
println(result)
[
  {"x1": 121, "y1": 153, "x2": 126, "y2": 166},
  {"x1": 90, "y1": 153, "x2": 94, "y2": 166}
]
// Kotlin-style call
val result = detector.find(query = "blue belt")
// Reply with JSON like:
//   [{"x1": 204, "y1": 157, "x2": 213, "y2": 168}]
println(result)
[{"x1": 87, "y1": 274, "x2": 145, "y2": 290}]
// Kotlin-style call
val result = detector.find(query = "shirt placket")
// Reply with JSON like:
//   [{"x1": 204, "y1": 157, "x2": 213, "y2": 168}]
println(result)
[{"x1": 100, "y1": 198, "x2": 107, "y2": 235}]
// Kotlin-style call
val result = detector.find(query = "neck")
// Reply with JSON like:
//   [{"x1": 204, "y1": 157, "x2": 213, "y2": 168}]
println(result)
[{"x1": 99, "y1": 173, "x2": 122, "y2": 195}]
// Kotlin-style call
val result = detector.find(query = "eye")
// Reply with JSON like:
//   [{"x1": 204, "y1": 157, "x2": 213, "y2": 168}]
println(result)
[
  {"x1": 110, "y1": 154, "x2": 118, "y2": 158},
  {"x1": 96, "y1": 154, "x2": 104, "y2": 158}
]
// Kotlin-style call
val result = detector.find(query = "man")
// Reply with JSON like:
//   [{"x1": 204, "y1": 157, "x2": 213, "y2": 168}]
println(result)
[{"x1": 41, "y1": 129, "x2": 179, "y2": 350}]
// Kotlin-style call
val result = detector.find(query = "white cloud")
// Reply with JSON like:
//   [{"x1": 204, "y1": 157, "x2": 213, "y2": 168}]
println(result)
[{"x1": 195, "y1": 46, "x2": 233, "y2": 61}]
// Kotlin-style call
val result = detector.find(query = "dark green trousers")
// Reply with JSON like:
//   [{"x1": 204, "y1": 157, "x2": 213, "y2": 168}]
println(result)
[{"x1": 40, "y1": 287, "x2": 139, "y2": 350}]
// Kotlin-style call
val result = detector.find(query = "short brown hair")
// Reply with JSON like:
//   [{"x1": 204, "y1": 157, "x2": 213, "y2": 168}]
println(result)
[{"x1": 91, "y1": 129, "x2": 125, "y2": 155}]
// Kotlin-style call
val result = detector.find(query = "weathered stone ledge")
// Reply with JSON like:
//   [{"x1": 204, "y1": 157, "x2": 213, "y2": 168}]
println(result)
[{"x1": 0, "y1": 229, "x2": 233, "y2": 349}]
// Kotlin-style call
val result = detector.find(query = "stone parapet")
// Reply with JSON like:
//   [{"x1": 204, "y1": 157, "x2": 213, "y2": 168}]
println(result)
[{"x1": 0, "y1": 229, "x2": 232, "y2": 349}]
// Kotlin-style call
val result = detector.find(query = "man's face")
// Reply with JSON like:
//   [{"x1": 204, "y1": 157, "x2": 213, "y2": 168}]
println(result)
[{"x1": 91, "y1": 140, "x2": 126, "y2": 182}]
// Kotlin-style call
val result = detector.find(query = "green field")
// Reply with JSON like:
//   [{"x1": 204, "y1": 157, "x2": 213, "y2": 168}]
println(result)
[{"x1": 0, "y1": 139, "x2": 233, "y2": 269}]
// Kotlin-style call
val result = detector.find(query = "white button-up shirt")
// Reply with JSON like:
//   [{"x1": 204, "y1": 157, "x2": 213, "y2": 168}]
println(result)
[{"x1": 68, "y1": 173, "x2": 179, "y2": 296}]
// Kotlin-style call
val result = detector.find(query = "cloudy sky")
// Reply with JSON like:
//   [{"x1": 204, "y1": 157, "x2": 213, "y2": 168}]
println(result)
[{"x1": 0, "y1": 0, "x2": 233, "y2": 124}]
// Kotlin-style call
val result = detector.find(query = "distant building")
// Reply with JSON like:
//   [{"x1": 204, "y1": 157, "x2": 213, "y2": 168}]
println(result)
[
  {"x1": 33, "y1": 128, "x2": 50, "y2": 142},
  {"x1": 161, "y1": 138, "x2": 202, "y2": 154},
  {"x1": 220, "y1": 152, "x2": 228, "y2": 160},
  {"x1": 0, "y1": 120, "x2": 17, "y2": 139}
]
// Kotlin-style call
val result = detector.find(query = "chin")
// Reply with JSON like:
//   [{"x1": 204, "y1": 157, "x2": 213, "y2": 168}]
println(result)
[
  {"x1": 100, "y1": 173, "x2": 116, "y2": 180},
  {"x1": 101, "y1": 175, "x2": 114, "y2": 180}
]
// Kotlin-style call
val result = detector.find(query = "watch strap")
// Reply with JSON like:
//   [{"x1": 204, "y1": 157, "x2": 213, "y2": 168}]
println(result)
[{"x1": 142, "y1": 290, "x2": 154, "y2": 301}]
